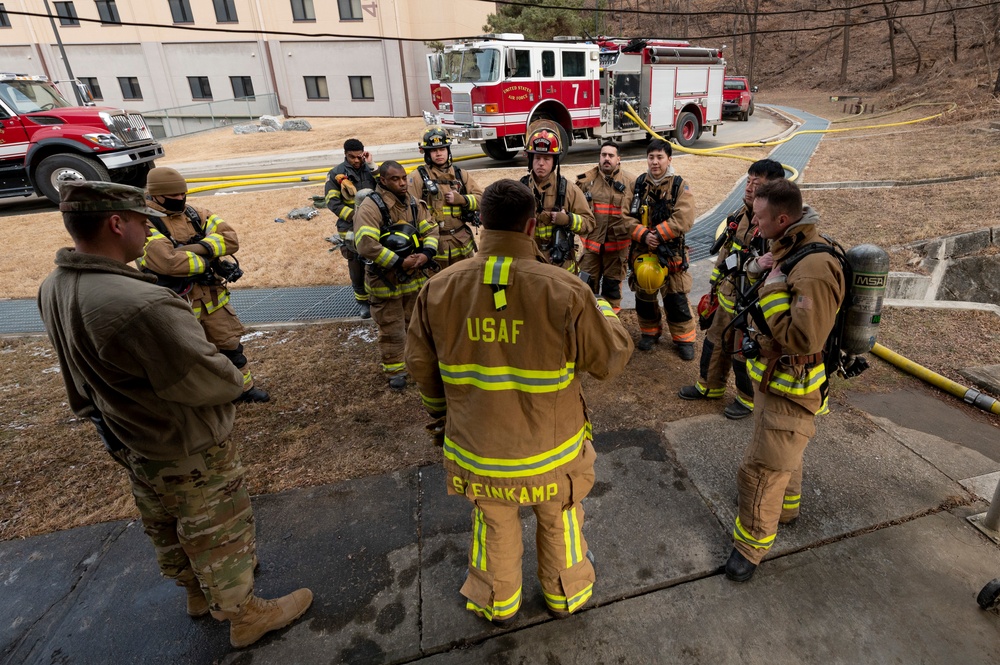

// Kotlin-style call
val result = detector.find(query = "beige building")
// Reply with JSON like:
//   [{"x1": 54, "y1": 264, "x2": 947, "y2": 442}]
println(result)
[{"x1": 0, "y1": 0, "x2": 492, "y2": 131}]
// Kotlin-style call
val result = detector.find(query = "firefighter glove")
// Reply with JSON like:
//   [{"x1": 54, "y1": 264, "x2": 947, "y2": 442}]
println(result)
[
  {"x1": 336, "y1": 174, "x2": 357, "y2": 200},
  {"x1": 552, "y1": 211, "x2": 570, "y2": 227},
  {"x1": 537, "y1": 211, "x2": 552, "y2": 225}
]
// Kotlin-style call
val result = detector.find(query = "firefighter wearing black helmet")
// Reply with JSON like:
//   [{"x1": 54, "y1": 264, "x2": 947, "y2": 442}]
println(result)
[
  {"x1": 520, "y1": 122, "x2": 594, "y2": 271},
  {"x1": 407, "y1": 126, "x2": 484, "y2": 269},
  {"x1": 353, "y1": 160, "x2": 439, "y2": 391}
]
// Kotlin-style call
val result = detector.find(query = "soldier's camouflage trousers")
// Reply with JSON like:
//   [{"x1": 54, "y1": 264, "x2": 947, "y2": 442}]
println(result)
[{"x1": 109, "y1": 440, "x2": 257, "y2": 613}]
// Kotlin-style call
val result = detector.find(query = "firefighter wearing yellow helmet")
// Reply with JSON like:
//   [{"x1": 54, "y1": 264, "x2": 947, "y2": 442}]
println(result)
[
  {"x1": 138, "y1": 167, "x2": 269, "y2": 403},
  {"x1": 407, "y1": 126, "x2": 484, "y2": 269},
  {"x1": 519, "y1": 120, "x2": 594, "y2": 271}
]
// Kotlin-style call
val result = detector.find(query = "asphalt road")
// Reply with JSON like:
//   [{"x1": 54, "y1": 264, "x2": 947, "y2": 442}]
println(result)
[{"x1": 0, "y1": 109, "x2": 786, "y2": 217}]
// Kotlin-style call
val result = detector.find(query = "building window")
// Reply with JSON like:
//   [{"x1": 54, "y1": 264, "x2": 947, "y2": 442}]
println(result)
[
  {"x1": 349, "y1": 76, "x2": 374, "y2": 101},
  {"x1": 54, "y1": 2, "x2": 80, "y2": 26},
  {"x1": 0, "y1": 3, "x2": 11, "y2": 27},
  {"x1": 213, "y1": 0, "x2": 237, "y2": 22},
  {"x1": 168, "y1": 0, "x2": 193, "y2": 23},
  {"x1": 188, "y1": 76, "x2": 213, "y2": 100},
  {"x1": 118, "y1": 76, "x2": 142, "y2": 100},
  {"x1": 230, "y1": 76, "x2": 255, "y2": 100},
  {"x1": 304, "y1": 76, "x2": 328, "y2": 100},
  {"x1": 291, "y1": 0, "x2": 314, "y2": 21},
  {"x1": 80, "y1": 77, "x2": 102, "y2": 100},
  {"x1": 338, "y1": 0, "x2": 361, "y2": 20},
  {"x1": 95, "y1": 0, "x2": 121, "y2": 24}
]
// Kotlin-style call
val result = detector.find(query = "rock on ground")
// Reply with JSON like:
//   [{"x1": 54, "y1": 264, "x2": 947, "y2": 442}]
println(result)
[
  {"x1": 282, "y1": 119, "x2": 312, "y2": 132},
  {"x1": 233, "y1": 124, "x2": 258, "y2": 134},
  {"x1": 259, "y1": 115, "x2": 283, "y2": 129}
]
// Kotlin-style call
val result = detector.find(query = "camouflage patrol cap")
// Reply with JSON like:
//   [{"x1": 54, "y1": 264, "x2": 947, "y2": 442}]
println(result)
[{"x1": 59, "y1": 180, "x2": 165, "y2": 217}]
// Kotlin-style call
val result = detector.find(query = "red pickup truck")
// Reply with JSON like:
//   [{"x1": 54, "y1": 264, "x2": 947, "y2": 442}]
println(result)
[{"x1": 723, "y1": 76, "x2": 756, "y2": 122}]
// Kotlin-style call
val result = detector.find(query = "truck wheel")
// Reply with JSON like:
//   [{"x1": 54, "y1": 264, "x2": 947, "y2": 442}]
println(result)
[
  {"x1": 740, "y1": 110, "x2": 749, "y2": 122},
  {"x1": 673, "y1": 112, "x2": 700, "y2": 148},
  {"x1": 35, "y1": 154, "x2": 110, "y2": 204},
  {"x1": 977, "y1": 578, "x2": 1000, "y2": 610},
  {"x1": 481, "y1": 139, "x2": 518, "y2": 161},
  {"x1": 748, "y1": 100, "x2": 755, "y2": 116}
]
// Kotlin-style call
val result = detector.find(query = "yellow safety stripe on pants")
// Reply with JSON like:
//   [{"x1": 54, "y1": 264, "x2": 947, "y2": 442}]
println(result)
[
  {"x1": 562, "y1": 505, "x2": 585, "y2": 568},
  {"x1": 420, "y1": 392, "x2": 447, "y2": 413},
  {"x1": 733, "y1": 516, "x2": 776, "y2": 550},
  {"x1": 782, "y1": 494, "x2": 801, "y2": 510},
  {"x1": 747, "y1": 359, "x2": 826, "y2": 397},
  {"x1": 438, "y1": 361, "x2": 576, "y2": 393},
  {"x1": 353, "y1": 291, "x2": 368, "y2": 302},
  {"x1": 466, "y1": 587, "x2": 521, "y2": 621},
  {"x1": 365, "y1": 277, "x2": 427, "y2": 299},
  {"x1": 435, "y1": 240, "x2": 475, "y2": 261},
  {"x1": 190, "y1": 290, "x2": 230, "y2": 318},
  {"x1": 695, "y1": 381, "x2": 726, "y2": 398},
  {"x1": 595, "y1": 298, "x2": 619, "y2": 319},
  {"x1": 241, "y1": 370, "x2": 252, "y2": 387},
  {"x1": 443, "y1": 423, "x2": 590, "y2": 479},
  {"x1": 735, "y1": 393, "x2": 754, "y2": 409},
  {"x1": 567, "y1": 213, "x2": 584, "y2": 233},
  {"x1": 817, "y1": 396, "x2": 830, "y2": 415},
  {"x1": 381, "y1": 361, "x2": 406, "y2": 374},
  {"x1": 471, "y1": 506, "x2": 487, "y2": 571},
  {"x1": 760, "y1": 291, "x2": 791, "y2": 319},
  {"x1": 338, "y1": 206, "x2": 354, "y2": 222},
  {"x1": 543, "y1": 583, "x2": 593, "y2": 613},
  {"x1": 717, "y1": 290, "x2": 736, "y2": 314}
]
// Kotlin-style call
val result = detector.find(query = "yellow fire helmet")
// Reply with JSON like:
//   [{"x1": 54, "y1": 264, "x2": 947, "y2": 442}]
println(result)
[{"x1": 633, "y1": 253, "x2": 666, "y2": 294}]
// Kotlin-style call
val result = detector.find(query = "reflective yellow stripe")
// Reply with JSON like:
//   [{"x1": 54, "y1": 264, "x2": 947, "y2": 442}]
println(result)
[
  {"x1": 567, "y1": 213, "x2": 583, "y2": 233},
  {"x1": 240, "y1": 370, "x2": 252, "y2": 387},
  {"x1": 782, "y1": 494, "x2": 801, "y2": 510},
  {"x1": 356, "y1": 225, "x2": 380, "y2": 242},
  {"x1": 466, "y1": 587, "x2": 521, "y2": 620},
  {"x1": 817, "y1": 396, "x2": 830, "y2": 415},
  {"x1": 204, "y1": 214, "x2": 222, "y2": 234},
  {"x1": 435, "y1": 239, "x2": 475, "y2": 261},
  {"x1": 423, "y1": 236, "x2": 439, "y2": 252},
  {"x1": 325, "y1": 189, "x2": 340, "y2": 202},
  {"x1": 381, "y1": 362, "x2": 405, "y2": 374},
  {"x1": 417, "y1": 219, "x2": 436, "y2": 235},
  {"x1": 695, "y1": 381, "x2": 726, "y2": 398},
  {"x1": 443, "y1": 423, "x2": 589, "y2": 479},
  {"x1": 535, "y1": 224, "x2": 554, "y2": 241},
  {"x1": 202, "y1": 233, "x2": 226, "y2": 257},
  {"x1": 735, "y1": 393, "x2": 754, "y2": 409},
  {"x1": 760, "y1": 291, "x2": 791, "y2": 319},
  {"x1": 439, "y1": 362, "x2": 575, "y2": 393},
  {"x1": 420, "y1": 392, "x2": 446, "y2": 412},
  {"x1": 747, "y1": 359, "x2": 826, "y2": 397},
  {"x1": 717, "y1": 290, "x2": 736, "y2": 314},
  {"x1": 562, "y1": 506, "x2": 584, "y2": 568},
  {"x1": 543, "y1": 583, "x2": 593, "y2": 613},
  {"x1": 441, "y1": 206, "x2": 464, "y2": 216},
  {"x1": 364, "y1": 277, "x2": 427, "y2": 299},
  {"x1": 466, "y1": 194, "x2": 478, "y2": 211},
  {"x1": 374, "y1": 247, "x2": 397, "y2": 268},
  {"x1": 339, "y1": 206, "x2": 354, "y2": 221},
  {"x1": 733, "y1": 516, "x2": 775, "y2": 549},
  {"x1": 483, "y1": 256, "x2": 513, "y2": 286},
  {"x1": 471, "y1": 507, "x2": 487, "y2": 571},
  {"x1": 596, "y1": 298, "x2": 618, "y2": 319}
]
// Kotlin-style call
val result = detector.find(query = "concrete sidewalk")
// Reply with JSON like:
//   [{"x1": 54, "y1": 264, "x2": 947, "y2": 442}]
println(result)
[{"x1": 3, "y1": 388, "x2": 999, "y2": 664}]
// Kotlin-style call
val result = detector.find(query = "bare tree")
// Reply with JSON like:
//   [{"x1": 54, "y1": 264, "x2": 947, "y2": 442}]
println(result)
[
  {"x1": 839, "y1": 0, "x2": 852, "y2": 84},
  {"x1": 941, "y1": 0, "x2": 960, "y2": 61},
  {"x1": 881, "y1": 0, "x2": 899, "y2": 80}
]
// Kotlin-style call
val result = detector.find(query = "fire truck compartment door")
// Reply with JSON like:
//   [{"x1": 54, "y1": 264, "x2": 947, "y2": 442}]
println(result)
[
  {"x1": 706, "y1": 66, "x2": 724, "y2": 122},
  {"x1": 648, "y1": 68, "x2": 676, "y2": 128}
]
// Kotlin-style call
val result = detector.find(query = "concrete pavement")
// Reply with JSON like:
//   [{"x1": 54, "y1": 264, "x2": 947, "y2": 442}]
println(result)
[{"x1": 3, "y1": 390, "x2": 999, "y2": 664}]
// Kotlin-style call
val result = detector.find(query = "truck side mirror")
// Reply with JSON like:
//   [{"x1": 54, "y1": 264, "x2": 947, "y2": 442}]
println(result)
[{"x1": 751, "y1": 86, "x2": 759, "y2": 93}]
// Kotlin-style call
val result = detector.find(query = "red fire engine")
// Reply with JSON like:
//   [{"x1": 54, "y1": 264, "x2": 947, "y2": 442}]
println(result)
[{"x1": 426, "y1": 35, "x2": 726, "y2": 160}]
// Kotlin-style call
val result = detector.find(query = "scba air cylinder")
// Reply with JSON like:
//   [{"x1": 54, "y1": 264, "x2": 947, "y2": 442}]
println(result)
[{"x1": 842, "y1": 244, "x2": 890, "y2": 354}]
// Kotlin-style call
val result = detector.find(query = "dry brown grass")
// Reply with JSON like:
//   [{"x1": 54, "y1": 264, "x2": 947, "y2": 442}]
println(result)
[{"x1": 159, "y1": 117, "x2": 427, "y2": 165}]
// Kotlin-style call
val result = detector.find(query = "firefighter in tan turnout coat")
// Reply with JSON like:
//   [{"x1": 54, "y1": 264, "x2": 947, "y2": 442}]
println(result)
[
  {"x1": 724, "y1": 179, "x2": 845, "y2": 583},
  {"x1": 406, "y1": 179, "x2": 633, "y2": 625},
  {"x1": 575, "y1": 141, "x2": 635, "y2": 311}
]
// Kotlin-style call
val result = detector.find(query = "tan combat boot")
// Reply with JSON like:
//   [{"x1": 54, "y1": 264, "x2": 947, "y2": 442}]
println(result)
[
  {"x1": 180, "y1": 580, "x2": 209, "y2": 618},
  {"x1": 224, "y1": 589, "x2": 314, "y2": 648}
]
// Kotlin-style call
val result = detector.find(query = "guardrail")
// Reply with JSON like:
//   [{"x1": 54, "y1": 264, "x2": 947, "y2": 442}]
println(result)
[{"x1": 142, "y1": 94, "x2": 280, "y2": 139}]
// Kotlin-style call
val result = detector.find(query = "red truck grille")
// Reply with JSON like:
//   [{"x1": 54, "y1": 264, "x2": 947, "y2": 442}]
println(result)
[{"x1": 107, "y1": 113, "x2": 154, "y2": 145}]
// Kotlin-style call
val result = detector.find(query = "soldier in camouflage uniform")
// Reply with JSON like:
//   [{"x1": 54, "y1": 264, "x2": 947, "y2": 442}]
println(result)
[{"x1": 37, "y1": 181, "x2": 312, "y2": 649}]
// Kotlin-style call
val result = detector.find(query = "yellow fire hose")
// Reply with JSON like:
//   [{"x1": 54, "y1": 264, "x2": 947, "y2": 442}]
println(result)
[
  {"x1": 185, "y1": 153, "x2": 484, "y2": 194},
  {"x1": 871, "y1": 343, "x2": 1000, "y2": 415}
]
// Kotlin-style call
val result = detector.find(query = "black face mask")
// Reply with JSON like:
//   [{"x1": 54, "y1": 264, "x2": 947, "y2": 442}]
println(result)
[{"x1": 159, "y1": 196, "x2": 187, "y2": 213}]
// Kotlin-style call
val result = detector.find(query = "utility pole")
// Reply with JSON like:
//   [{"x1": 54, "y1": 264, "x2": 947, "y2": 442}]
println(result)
[{"x1": 41, "y1": 0, "x2": 84, "y2": 104}]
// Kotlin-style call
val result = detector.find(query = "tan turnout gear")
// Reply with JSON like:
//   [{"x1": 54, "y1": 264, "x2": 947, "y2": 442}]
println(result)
[
  {"x1": 406, "y1": 229, "x2": 633, "y2": 623},
  {"x1": 626, "y1": 170, "x2": 696, "y2": 345},
  {"x1": 354, "y1": 185, "x2": 438, "y2": 376},
  {"x1": 522, "y1": 170, "x2": 595, "y2": 270},
  {"x1": 407, "y1": 163, "x2": 483, "y2": 269},
  {"x1": 734, "y1": 208, "x2": 845, "y2": 565},
  {"x1": 575, "y1": 166, "x2": 635, "y2": 309}
]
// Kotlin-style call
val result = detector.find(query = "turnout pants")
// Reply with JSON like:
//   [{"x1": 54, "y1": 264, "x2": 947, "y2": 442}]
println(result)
[
  {"x1": 369, "y1": 292, "x2": 417, "y2": 376},
  {"x1": 733, "y1": 388, "x2": 815, "y2": 565},
  {"x1": 434, "y1": 228, "x2": 476, "y2": 269},
  {"x1": 196, "y1": 300, "x2": 255, "y2": 392},
  {"x1": 633, "y1": 271, "x2": 696, "y2": 345},
  {"x1": 109, "y1": 440, "x2": 257, "y2": 613},
  {"x1": 578, "y1": 246, "x2": 628, "y2": 310},
  {"x1": 695, "y1": 305, "x2": 754, "y2": 409},
  {"x1": 452, "y1": 441, "x2": 597, "y2": 622},
  {"x1": 341, "y1": 246, "x2": 369, "y2": 303}
]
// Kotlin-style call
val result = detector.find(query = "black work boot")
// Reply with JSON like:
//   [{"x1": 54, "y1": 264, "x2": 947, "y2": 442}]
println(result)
[
  {"x1": 357, "y1": 302, "x2": 371, "y2": 319},
  {"x1": 676, "y1": 342, "x2": 695, "y2": 361},
  {"x1": 724, "y1": 548, "x2": 757, "y2": 582},
  {"x1": 388, "y1": 373, "x2": 408, "y2": 391},
  {"x1": 678, "y1": 385, "x2": 710, "y2": 400},
  {"x1": 723, "y1": 400, "x2": 753, "y2": 420},
  {"x1": 234, "y1": 387, "x2": 270, "y2": 404},
  {"x1": 636, "y1": 335, "x2": 659, "y2": 351}
]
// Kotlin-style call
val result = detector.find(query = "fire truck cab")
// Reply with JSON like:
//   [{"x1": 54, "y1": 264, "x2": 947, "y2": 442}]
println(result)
[{"x1": 426, "y1": 35, "x2": 726, "y2": 161}]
